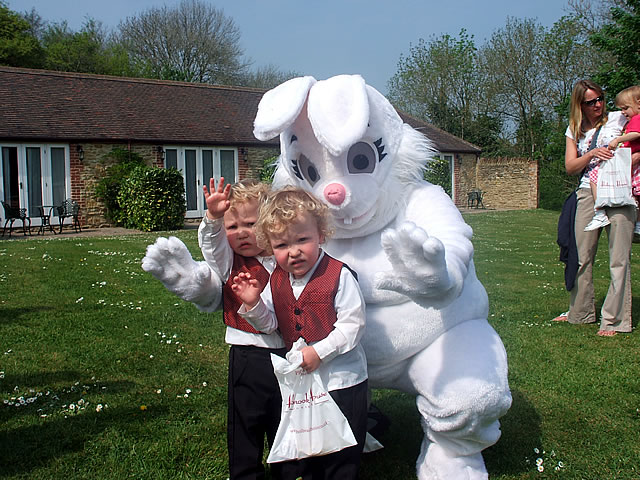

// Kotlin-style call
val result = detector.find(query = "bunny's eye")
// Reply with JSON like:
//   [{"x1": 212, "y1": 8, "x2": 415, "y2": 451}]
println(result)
[
  {"x1": 347, "y1": 142, "x2": 376, "y2": 174},
  {"x1": 297, "y1": 154, "x2": 320, "y2": 186}
]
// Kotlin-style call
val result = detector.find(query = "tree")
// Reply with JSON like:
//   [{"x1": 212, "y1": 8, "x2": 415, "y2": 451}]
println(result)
[
  {"x1": 42, "y1": 18, "x2": 136, "y2": 76},
  {"x1": 542, "y1": 16, "x2": 599, "y2": 110},
  {"x1": 117, "y1": 0, "x2": 248, "y2": 84},
  {"x1": 566, "y1": 0, "x2": 627, "y2": 35},
  {"x1": 590, "y1": 0, "x2": 640, "y2": 95},
  {"x1": 387, "y1": 30, "x2": 483, "y2": 141},
  {"x1": 19, "y1": 7, "x2": 46, "y2": 40},
  {"x1": 237, "y1": 63, "x2": 299, "y2": 89},
  {"x1": 480, "y1": 17, "x2": 550, "y2": 158},
  {"x1": 0, "y1": 1, "x2": 43, "y2": 67}
]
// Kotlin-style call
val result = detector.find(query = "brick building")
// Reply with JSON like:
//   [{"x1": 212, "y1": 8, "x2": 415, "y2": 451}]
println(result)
[{"x1": 0, "y1": 66, "x2": 535, "y2": 229}]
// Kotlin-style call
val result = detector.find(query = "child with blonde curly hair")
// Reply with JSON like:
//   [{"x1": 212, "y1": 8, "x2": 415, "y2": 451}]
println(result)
[
  {"x1": 232, "y1": 187, "x2": 368, "y2": 480},
  {"x1": 585, "y1": 85, "x2": 640, "y2": 233},
  {"x1": 608, "y1": 86, "x2": 640, "y2": 237}
]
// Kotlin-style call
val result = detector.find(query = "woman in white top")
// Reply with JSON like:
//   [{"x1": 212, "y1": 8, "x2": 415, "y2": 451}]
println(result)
[{"x1": 562, "y1": 79, "x2": 634, "y2": 335}]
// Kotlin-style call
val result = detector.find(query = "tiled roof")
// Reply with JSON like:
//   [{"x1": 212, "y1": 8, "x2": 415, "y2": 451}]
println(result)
[
  {"x1": 399, "y1": 112, "x2": 481, "y2": 154},
  {"x1": 0, "y1": 66, "x2": 277, "y2": 146},
  {"x1": 0, "y1": 66, "x2": 480, "y2": 153}
]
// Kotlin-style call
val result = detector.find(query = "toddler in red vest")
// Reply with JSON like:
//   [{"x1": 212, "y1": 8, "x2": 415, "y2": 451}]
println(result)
[
  {"x1": 198, "y1": 178, "x2": 286, "y2": 480},
  {"x1": 232, "y1": 187, "x2": 368, "y2": 480}
]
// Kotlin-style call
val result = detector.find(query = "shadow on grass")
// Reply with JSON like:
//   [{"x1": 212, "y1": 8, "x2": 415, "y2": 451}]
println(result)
[
  {"x1": 1, "y1": 370, "x2": 90, "y2": 388},
  {"x1": 632, "y1": 296, "x2": 640, "y2": 328},
  {"x1": 360, "y1": 389, "x2": 540, "y2": 479},
  {"x1": 0, "y1": 372, "x2": 137, "y2": 424},
  {"x1": 0, "y1": 404, "x2": 168, "y2": 477},
  {"x1": 0, "y1": 305, "x2": 54, "y2": 324},
  {"x1": 360, "y1": 390, "x2": 422, "y2": 479},
  {"x1": 483, "y1": 389, "x2": 542, "y2": 476}
]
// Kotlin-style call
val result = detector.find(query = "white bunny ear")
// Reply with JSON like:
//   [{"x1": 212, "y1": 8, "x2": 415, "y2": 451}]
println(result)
[
  {"x1": 253, "y1": 76, "x2": 317, "y2": 141},
  {"x1": 365, "y1": 84, "x2": 404, "y2": 155},
  {"x1": 307, "y1": 75, "x2": 369, "y2": 156}
]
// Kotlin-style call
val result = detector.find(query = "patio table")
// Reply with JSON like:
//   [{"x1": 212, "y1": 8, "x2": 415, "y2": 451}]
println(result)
[{"x1": 32, "y1": 205, "x2": 57, "y2": 235}]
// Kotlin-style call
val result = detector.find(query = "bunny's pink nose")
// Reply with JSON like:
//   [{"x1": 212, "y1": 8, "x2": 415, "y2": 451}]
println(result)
[{"x1": 324, "y1": 183, "x2": 346, "y2": 205}]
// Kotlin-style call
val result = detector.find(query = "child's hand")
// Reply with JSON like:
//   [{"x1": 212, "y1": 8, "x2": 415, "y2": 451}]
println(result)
[
  {"x1": 300, "y1": 346, "x2": 321, "y2": 373},
  {"x1": 230, "y1": 271, "x2": 263, "y2": 309},
  {"x1": 608, "y1": 138, "x2": 620, "y2": 150},
  {"x1": 203, "y1": 177, "x2": 231, "y2": 220}
]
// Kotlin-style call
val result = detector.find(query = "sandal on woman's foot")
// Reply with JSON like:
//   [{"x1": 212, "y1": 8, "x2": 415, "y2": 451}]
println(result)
[
  {"x1": 597, "y1": 330, "x2": 617, "y2": 337},
  {"x1": 552, "y1": 312, "x2": 569, "y2": 322}
]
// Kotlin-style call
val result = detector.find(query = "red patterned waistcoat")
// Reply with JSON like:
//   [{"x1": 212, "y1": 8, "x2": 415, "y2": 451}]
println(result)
[
  {"x1": 223, "y1": 255, "x2": 270, "y2": 334},
  {"x1": 270, "y1": 254, "x2": 344, "y2": 349}
]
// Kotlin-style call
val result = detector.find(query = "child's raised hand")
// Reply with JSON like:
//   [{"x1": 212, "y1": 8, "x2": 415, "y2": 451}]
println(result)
[
  {"x1": 300, "y1": 346, "x2": 321, "y2": 373},
  {"x1": 203, "y1": 177, "x2": 231, "y2": 219},
  {"x1": 230, "y1": 271, "x2": 263, "y2": 308}
]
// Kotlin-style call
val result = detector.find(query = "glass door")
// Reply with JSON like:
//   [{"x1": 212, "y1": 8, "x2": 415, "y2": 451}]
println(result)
[
  {"x1": 0, "y1": 144, "x2": 70, "y2": 226},
  {"x1": 164, "y1": 147, "x2": 238, "y2": 219},
  {"x1": 1, "y1": 146, "x2": 19, "y2": 208}
]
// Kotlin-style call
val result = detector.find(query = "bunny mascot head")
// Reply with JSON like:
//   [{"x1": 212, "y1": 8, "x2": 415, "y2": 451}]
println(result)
[{"x1": 254, "y1": 74, "x2": 512, "y2": 479}]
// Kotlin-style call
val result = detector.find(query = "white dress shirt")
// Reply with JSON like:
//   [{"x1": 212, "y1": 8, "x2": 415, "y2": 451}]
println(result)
[
  {"x1": 240, "y1": 251, "x2": 368, "y2": 391},
  {"x1": 198, "y1": 215, "x2": 284, "y2": 349}
]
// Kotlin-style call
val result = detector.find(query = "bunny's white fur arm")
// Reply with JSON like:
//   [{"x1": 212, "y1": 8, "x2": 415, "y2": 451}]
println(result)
[
  {"x1": 375, "y1": 183, "x2": 473, "y2": 307},
  {"x1": 142, "y1": 236, "x2": 222, "y2": 312}
]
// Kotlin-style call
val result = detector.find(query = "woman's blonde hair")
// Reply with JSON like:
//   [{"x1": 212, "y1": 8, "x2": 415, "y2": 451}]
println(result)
[
  {"x1": 568, "y1": 79, "x2": 607, "y2": 140},
  {"x1": 615, "y1": 85, "x2": 640, "y2": 107},
  {"x1": 227, "y1": 179, "x2": 269, "y2": 211},
  {"x1": 256, "y1": 187, "x2": 333, "y2": 254}
]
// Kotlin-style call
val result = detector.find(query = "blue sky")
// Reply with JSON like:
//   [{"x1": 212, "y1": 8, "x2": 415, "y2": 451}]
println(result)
[{"x1": 9, "y1": 0, "x2": 571, "y2": 94}]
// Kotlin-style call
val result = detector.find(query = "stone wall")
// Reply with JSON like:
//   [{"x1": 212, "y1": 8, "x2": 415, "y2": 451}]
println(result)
[{"x1": 455, "y1": 156, "x2": 538, "y2": 210}]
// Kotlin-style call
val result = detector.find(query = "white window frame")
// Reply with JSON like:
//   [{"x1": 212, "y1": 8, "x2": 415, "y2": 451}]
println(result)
[
  {"x1": 162, "y1": 145, "x2": 239, "y2": 218},
  {"x1": 439, "y1": 153, "x2": 454, "y2": 200}
]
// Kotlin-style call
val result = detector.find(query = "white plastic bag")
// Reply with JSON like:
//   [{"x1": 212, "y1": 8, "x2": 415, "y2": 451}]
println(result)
[
  {"x1": 595, "y1": 147, "x2": 635, "y2": 208},
  {"x1": 267, "y1": 340, "x2": 357, "y2": 463}
]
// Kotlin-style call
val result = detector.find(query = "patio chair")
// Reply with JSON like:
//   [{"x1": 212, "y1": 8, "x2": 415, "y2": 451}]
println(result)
[
  {"x1": 467, "y1": 189, "x2": 485, "y2": 209},
  {"x1": 55, "y1": 199, "x2": 82, "y2": 233},
  {"x1": 1, "y1": 201, "x2": 31, "y2": 237}
]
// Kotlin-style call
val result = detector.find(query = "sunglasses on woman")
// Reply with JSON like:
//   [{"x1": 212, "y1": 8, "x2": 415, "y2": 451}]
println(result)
[{"x1": 583, "y1": 95, "x2": 604, "y2": 107}]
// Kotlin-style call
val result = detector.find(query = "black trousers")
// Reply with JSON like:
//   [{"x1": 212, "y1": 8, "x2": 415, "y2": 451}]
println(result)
[
  {"x1": 228, "y1": 345, "x2": 286, "y2": 480},
  {"x1": 277, "y1": 379, "x2": 369, "y2": 480}
]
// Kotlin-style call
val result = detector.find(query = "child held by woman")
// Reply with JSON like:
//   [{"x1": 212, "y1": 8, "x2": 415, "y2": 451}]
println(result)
[{"x1": 585, "y1": 85, "x2": 640, "y2": 234}]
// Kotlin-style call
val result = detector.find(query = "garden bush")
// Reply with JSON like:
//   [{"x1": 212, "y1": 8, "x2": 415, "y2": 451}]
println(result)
[
  {"x1": 258, "y1": 155, "x2": 279, "y2": 183},
  {"x1": 118, "y1": 165, "x2": 186, "y2": 231},
  {"x1": 94, "y1": 148, "x2": 145, "y2": 225},
  {"x1": 424, "y1": 156, "x2": 451, "y2": 196}
]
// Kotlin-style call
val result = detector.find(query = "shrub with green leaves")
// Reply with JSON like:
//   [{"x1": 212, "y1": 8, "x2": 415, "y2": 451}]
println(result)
[
  {"x1": 258, "y1": 155, "x2": 279, "y2": 183},
  {"x1": 118, "y1": 165, "x2": 186, "y2": 231},
  {"x1": 424, "y1": 157, "x2": 451, "y2": 196},
  {"x1": 94, "y1": 148, "x2": 146, "y2": 225}
]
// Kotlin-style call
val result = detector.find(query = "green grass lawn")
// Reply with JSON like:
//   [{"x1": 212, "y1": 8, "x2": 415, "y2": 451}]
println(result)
[{"x1": 1, "y1": 210, "x2": 639, "y2": 479}]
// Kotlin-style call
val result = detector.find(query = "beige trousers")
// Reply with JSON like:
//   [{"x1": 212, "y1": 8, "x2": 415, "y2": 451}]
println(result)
[{"x1": 569, "y1": 188, "x2": 634, "y2": 332}]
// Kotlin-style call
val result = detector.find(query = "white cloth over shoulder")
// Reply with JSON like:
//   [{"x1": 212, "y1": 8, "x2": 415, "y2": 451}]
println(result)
[{"x1": 565, "y1": 111, "x2": 628, "y2": 190}]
